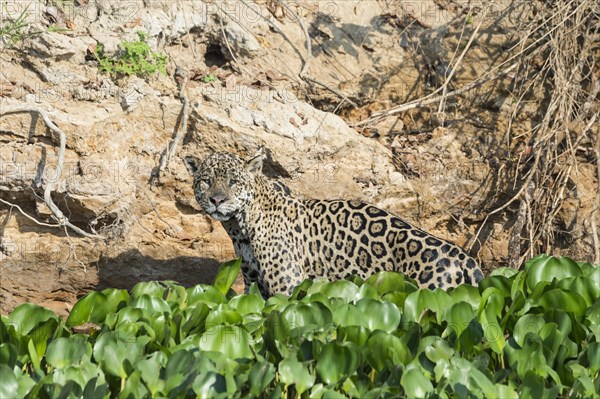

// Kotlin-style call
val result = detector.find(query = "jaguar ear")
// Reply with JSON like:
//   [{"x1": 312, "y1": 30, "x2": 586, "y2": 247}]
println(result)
[
  {"x1": 184, "y1": 156, "x2": 200, "y2": 175},
  {"x1": 245, "y1": 149, "x2": 263, "y2": 174}
]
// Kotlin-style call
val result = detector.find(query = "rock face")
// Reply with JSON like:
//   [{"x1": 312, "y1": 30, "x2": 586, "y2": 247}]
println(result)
[{"x1": 1, "y1": 1, "x2": 597, "y2": 316}]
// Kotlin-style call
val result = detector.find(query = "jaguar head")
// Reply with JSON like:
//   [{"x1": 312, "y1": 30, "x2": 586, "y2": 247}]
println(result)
[{"x1": 184, "y1": 151, "x2": 263, "y2": 221}]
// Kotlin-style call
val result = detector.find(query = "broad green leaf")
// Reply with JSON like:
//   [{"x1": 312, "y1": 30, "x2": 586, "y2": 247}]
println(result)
[
  {"x1": 119, "y1": 370, "x2": 150, "y2": 399},
  {"x1": 213, "y1": 258, "x2": 242, "y2": 295},
  {"x1": 101, "y1": 288, "x2": 130, "y2": 313},
  {"x1": 315, "y1": 341, "x2": 361, "y2": 385},
  {"x1": 336, "y1": 326, "x2": 370, "y2": 347},
  {"x1": 556, "y1": 276, "x2": 599, "y2": 307},
  {"x1": 505, "y1": 335, "x2": 548, "y2": 380},
  {"x1": 46, "y1": 335, "x2": 92, "y2": 369},
  {"x1": 478, "y1": 275, "x2": 512, "y2": 298},
  {"x1": 526, "y1": 255, "x2": 582, "y2": 289},
  {"x1": 0, "y1": 343, "x2": 17, "y2": 368},
  {"x1": 228, "y1": 293, "x2": 265, "y2": 315},
  {"x1": 478, "y1": 288, "x2": 506, "y2": 354},
  {"x1": 513, "y1": 314, "x2": 545, "y2": 347},
  {"x1": 367, "y1": 331, "x2": 411, "y2": 371},
  {"x1": 130, "y1": 294, "x2": 171, "y2": 314},
  {"x1": 355, "y1": 298, "x2": 401, "y2": 333},
  {"x1": 365, "y1": 271, "x2": 418, "y2": 295},
  {"x1": 404, "y1": 289, "x2": 452, "y2": 325},
  {"x1": 443, "y1": 301, "x2": 481, "y2": 352},
  {"x1": 7, "y1": 303, "x2": 58, "y2": 336},
  {"x1": 332, "y1": 303, "x2": 365, "y2": 328},
  {"x1": 93, "y1": 331, "x2": 145, "y2": 378},
  {"x1": 278, "y1": 357, "x2": 315, "y2": 394},
  {"x1": 165, "y1": 350, "x2": 195, "y2": 395},
  {"x1": 67, "y1": 291, "x2": 110, "y2": 327},
  {"x1": 490, "y1": 267, "x2": 519, "y2": 278},
  {"x1": 187, "y1": 285, "x2": 227, "y2": 306},
  {"x1": 0, "y1": 364, "x2": 18, "y2": 398},
  {"x1": 248, "y1": 360, "x2": 275, "y2": 397},
  {"x1": 449, "y1": 284, "x2": 481, "y2": 309},
  {"x1": 536, "y1": 289, "x2": 587, "y2": 316},
  {"x1": 132, "y1": 281, "x2": 166, "y2": 299},
  {"x1": 199, "y1": 325, "x2": 253, "y2": 359},
  {"x1": 136, "y1": 352, "x2": 166, "y2": 396},
  {"x1": 205, "y1": 304, "x2": 243, "y2": 326},
  {"x1": 278, "y1": 301, "x2": 333, "y2": 338},
  {"x1": 424, "y1": 337, "x2": 455, "y2": 363},
  {"x1": 401, "y1": 367, "x2": 433, "y2": 398},
  {"x1": 315, "y1": 280, "x2": 360, "y2": 302},
  {"x1": 310, "y1": 383, "x2": 347, "y2": 398},
  {"x1": 193, "y1": 371, "x2": 228, "y2": 398}
]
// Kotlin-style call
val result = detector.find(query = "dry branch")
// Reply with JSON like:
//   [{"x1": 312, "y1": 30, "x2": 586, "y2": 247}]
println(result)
[
  {"x1": 0, "y1": 106, "x2": 105, "y2": 240},
  {"x1": 150, "y1": 66, "x2": 190, "y2": 186}
]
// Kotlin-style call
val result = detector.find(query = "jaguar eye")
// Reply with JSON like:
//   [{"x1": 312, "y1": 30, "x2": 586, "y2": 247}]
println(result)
[
  {"x1": 197, "y1": 177, "x2": 211, "y2": 187},
  {"x1": 229, "y1": 178, "x2": 238, "y2": 186}
]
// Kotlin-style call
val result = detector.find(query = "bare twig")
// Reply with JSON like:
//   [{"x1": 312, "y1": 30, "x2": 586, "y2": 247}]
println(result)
[
  {"x1": 150, "y1": 66, "x2": 190, "y2": 186},
  {"x1": 0, "y1": 197, "x2": 60, "y2": 228},
  {"x1": 0, "y1": 106, "x2": 105, "y2": 240},
  {"x1": 279, "y1": 0, "x2": 358, "y2": 108},
  {"x1": 355, "y1": 0, "x2": 587, "y2": 128},
  {"x1": 353, "y1": 60, "x2": 521, "y2": 128},
  {"x1": 437, "y1": 6, "x2": 488, "y2": 118}
]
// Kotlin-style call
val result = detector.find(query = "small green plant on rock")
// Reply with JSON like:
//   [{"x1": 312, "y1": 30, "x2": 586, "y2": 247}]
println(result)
[
  {"x1": 0, "y1": 3, "x2": 35, "y2": 48},
  {"x1": 95, "y1": 31, "x2": 168, "y2": 78}
]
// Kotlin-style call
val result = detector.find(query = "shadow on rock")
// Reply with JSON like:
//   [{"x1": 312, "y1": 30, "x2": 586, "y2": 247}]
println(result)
[{"x1": 96, "y1": 248, "x2": 222, "y2": 291}]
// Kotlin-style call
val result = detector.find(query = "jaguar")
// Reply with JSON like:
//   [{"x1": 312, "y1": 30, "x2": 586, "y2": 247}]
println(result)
[{"x1": 185, "y1": 151, "x2": 484, "y2": 297}]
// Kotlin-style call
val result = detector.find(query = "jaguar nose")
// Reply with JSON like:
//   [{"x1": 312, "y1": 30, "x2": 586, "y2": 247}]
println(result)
[{"x1": 210, "y1": 194, "x2": 227, "y2": 206}]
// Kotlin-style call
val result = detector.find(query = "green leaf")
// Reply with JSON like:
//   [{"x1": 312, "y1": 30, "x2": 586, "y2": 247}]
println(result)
[
  {"x1": 7, "y1": 303, "x2": 58, "y2": 336},
  {"x1": 248, "y1": 360, "x2": 275, "y2": 397},
  {"x1": 193, "y1": 371, "x2": 228, "y2": 398},
  {"x1": 46, "y1": 335, "x2": 92, "y2": 369},
  {"x1": 536, "y1": 288, "x2": 588, "y2": 316},
  {"x1": 555, "y1": 276, "x2": 599, "y2": 307},
  {"x1": 199, "y1": 325, "x2": 253, "y2": 359},
  {"x1": 513, "y1": 314, "x2": 545, "y2": 347},
  {"x1": 213, "y1": 258, "x2": 242, "y2": 295},
  {"x1": 165, "y1": 350, "x2": 196, "y2": 395},
  {"x1": 187, "y1": 285, "x2": 227, "y2": 306},
  {"x1": 315, "y1": 341, "x2": 361, "y2": 385},
  {"x1": 131, "y1": 281, "x2": 166, "y2": 299},
  {"x1": 336, "y1": 326, "x2": 371, "y2": 347},
  {"x1": 93, "y1": 331, "x2": 145, "y2": 378},
  {"x1": 206, "y1": 304, "x2": 243, "y2": 326},
  {"x1": 119, "y1": 370, "x2": 150, "y2": 399},
  {"x1": 355, "y1": 298, "x2": 401, "y2": 333},
  {"x1": 404, "y1": 289, "x2": 452, "y2": 325},
  {"x1": 449, "y1": 284, "x2": 481, "y2": 309},
  {"x1": 278, "y1": 357, "x2": 315, "y2": 394},
  {"x1": 366, "y1": 331, "x2": 411, "y2": 371},
  {"x1": 312, "y1": 280, "x2": 360, "y2": 302},
  {"x1": 0, "y1": 365, "x2": 19, "y2": 399},
  {"x1": 526, "y1": 255, "x2": 582, "y2": 289},
  {"x1": 67, "y1": 291, "x2": 110, "y2": 327},
  {"x1": 228, "y1": 292, "x2": 265, "y2": 315},
  {"x1": 135, "y1": 352, "x2": 166, "y2": 396},
  {"x1": 130, "y1": 294, "x2": 171, "y2": 315},
  {"x1": 401, "y1": 367, "x2": 434, "y2": 398},
  {"x1": 365, "y1": 271, "x2": 418, "y2": 295},
  {"x1": 0, "y1": 343, "x2": 17, "y2": 368},
  {"x1": 443, "y1": 301, "x2": 481, "y2": 352},
  {"x1": 101, "y1": 288, "x2": 130, "y2": 312}
]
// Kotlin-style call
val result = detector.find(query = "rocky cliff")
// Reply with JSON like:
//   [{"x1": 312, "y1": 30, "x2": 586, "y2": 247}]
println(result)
[{"x1": 1, "y1": 0, "x2": 597, "y2": 315}]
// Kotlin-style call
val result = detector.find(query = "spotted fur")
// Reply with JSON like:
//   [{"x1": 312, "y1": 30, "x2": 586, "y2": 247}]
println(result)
[{"x1": 185, "y1": 152, "x2": 484, "y2": 297}]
